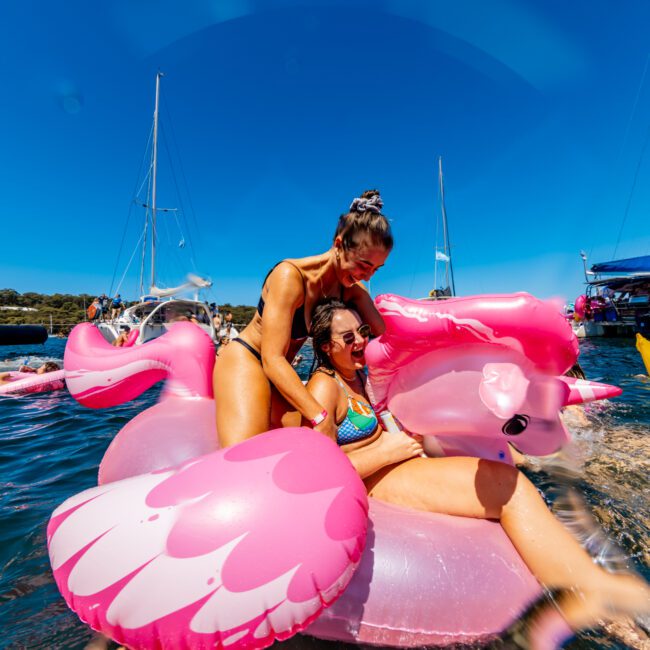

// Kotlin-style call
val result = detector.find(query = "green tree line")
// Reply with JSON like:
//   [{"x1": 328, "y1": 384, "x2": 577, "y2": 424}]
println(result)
[
  {"x1": 217, "y1": 303, "x2": 256, "y2": 326},
  {"x1": 0, "y1": 289, "x2": 93, "y2": 329},
  {"x1": 0, "y1": 289, "x2": 256, "y2": 331}
]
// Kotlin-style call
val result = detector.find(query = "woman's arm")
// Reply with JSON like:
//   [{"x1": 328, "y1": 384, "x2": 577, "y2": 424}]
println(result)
[
  {"x1": 345, "y1": 283, "x2": 385, "y2": 335},
  {"x1": 260, "y1": 263, "x2": 335, "y2": 433},
  {"x1": 345, "y1": 431, "x2": 424, "y2": 478},
  {"x1": 302, "y1": 372, "x2": 341, "y2": 442}
]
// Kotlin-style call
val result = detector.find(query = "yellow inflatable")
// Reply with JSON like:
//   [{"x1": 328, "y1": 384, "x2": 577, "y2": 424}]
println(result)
[{"x1": 637, "y1": 333, "x2": 650, "y2": 375}]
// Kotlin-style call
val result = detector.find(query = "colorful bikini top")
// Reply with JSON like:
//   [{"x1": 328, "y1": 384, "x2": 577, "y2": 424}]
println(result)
[{"x1": 332, "y1": 371, "x2": 379, "y2": 445}]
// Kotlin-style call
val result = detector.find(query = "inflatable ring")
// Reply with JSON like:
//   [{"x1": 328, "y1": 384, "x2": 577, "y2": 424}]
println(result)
[
  {"x1": 0, "y1": 370, "x2": 65, "y2": 396},
  {"x1": 49, "y1": 297, "x2": 621, "y2": 647}
]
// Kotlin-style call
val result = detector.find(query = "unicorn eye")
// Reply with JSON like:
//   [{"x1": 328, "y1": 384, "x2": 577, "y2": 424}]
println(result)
[{"x1": 502, "y1": 414, "x2": 530, "y2": 436}]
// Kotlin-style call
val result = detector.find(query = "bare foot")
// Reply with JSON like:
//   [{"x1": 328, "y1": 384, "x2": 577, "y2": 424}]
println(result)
[
  {"x1": 602, "y1": 616, "x2": 650, "y2": 650},
  {"x1": 529, "y1": 574, "x2": 650, "y2": 650}
]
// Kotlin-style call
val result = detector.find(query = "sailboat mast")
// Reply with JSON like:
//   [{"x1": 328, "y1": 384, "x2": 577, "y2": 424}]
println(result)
[
  {"x1": 438, "y1": 157, "x2": 456, "y2": 296},
  {"x1": 150, "y1": 71, "x2": 163, "y2": 290}
]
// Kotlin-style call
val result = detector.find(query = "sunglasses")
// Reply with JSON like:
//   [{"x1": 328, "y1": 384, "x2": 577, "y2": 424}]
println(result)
[{"x1": 332, "y1": 323, "x2": 372, "y2": 345}]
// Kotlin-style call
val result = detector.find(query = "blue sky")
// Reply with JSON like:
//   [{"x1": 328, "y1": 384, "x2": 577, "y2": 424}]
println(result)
[{"x1": 1, "y1": 0, "x2": 650, "y2": 306}]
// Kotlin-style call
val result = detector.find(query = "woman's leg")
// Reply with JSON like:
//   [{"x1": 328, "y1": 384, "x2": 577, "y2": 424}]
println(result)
[
  {"x1": 214, "y1": 341, "x2": 271, "y2": 448},
  {"x1": 367, "y1": 457, "x2": 649, "y2": 629}
]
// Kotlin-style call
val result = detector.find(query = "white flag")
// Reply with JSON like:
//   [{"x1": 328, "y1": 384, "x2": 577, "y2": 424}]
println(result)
[{"x1": 435, "y1": 250, "x2": 450, "y2": 262}]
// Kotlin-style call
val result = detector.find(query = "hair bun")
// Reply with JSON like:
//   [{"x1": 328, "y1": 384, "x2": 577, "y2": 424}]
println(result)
[{"x1": 349, "y1": 190, "x2": 383, "y2": 214}]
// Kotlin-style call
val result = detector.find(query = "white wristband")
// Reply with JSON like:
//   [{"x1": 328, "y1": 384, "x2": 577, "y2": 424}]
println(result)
[{"x1": 309, "y1": 409, "x2": 328, "y2": 427}]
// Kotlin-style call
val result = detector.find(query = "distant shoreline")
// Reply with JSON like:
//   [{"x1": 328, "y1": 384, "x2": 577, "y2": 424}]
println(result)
[{"x1": 0, "y1": 289, "x2": 255, "y2": 334}]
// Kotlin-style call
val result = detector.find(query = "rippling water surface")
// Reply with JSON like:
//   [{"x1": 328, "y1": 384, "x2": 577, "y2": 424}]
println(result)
[{"x1": 0, "y1": 336, "x2": 648, "y2": 649}]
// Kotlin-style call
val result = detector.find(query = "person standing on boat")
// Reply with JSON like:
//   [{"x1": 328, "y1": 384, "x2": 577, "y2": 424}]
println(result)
[
  {"x1": 87, "y1": 298, "x2": 101, "y2": 322},
  {"x1": 214, "y1": 190, "x2": 392, "y2": 447},
  {"x1": 110, "y1": 294, "x2": 123, "y2": 320},
  {"x1": 98, "y1": 294, "x2": 109, "y2": 321}
]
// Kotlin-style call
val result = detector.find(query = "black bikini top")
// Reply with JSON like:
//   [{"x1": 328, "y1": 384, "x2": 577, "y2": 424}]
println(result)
[
  {"x1": 256, "y1": 260, "x2": 345, "y2": 341},
  {"x1": 257, "y1": 262, "x2": 309, "y2": 341}
]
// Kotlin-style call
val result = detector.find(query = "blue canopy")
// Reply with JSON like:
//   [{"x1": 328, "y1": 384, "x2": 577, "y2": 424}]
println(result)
[{"x1": 591, "y1": 255, "x2": 650, "y2": 274}]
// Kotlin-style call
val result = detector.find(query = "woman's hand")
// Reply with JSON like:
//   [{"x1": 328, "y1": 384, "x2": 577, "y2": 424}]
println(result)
[
  {"x1": 314, "y1": 416, "x2": 338, "y2": 440},
  {"x1": 402, "y1": 429, "x2": 424, "y2": 445},
  {"x1": 377, "y1": 429, "x2": 424, "y2": 464}
]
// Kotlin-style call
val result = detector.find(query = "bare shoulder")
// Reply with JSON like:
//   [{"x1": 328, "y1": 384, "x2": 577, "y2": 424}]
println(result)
[
  {"x1": 264, "y1": 261, "x2": 306, "y2": 307},
  {"x1": 270, "y1": 258, "x2": 309, "y2": 282},
  {"x1": 306, "y1": 370, "x2": 340, "y2": 406},
  {"x1": 306, "y1": 369, "x2": 337, "y2": 392}
]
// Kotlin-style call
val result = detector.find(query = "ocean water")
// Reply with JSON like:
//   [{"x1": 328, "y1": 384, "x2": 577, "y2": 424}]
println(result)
[{"x1": 0, "y1": 336, "x2": 648, "y2": 649}]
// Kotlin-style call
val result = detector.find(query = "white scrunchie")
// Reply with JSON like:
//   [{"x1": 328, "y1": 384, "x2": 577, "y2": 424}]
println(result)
[{"x1": 349, "y1": 195, "x2": 383, "y2": 214}]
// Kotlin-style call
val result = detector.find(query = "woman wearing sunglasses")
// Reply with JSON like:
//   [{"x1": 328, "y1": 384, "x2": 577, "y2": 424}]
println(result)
[
  {"x1": 305, "y1": 299, "x2": 649, "y2": 647},
  {"x1": 214, "y1": 190, "x2": 392, "y2": 447}
]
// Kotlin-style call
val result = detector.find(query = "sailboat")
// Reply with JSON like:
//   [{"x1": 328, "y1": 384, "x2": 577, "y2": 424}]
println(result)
[
  {"x1": 425, "y1": 157, "x2": 456, "y2": 300},
  {"x1": 98, "y1": 72, "x2": 216, "y2": 345}
]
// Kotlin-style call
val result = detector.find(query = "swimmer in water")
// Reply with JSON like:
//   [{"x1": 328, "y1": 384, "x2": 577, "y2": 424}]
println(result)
[{"x1": 0, "y1": 361, "x2": 60, "y2": 384}]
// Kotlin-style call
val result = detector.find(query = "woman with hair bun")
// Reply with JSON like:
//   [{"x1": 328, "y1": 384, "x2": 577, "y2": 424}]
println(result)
[{"x1": 214, "y1": 190, "x2": 393, "y2": 447}]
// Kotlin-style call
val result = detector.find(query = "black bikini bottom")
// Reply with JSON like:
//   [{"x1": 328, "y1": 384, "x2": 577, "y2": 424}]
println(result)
[{"x1": 233, "y1": 337, "x2": 262, "y2": 362}]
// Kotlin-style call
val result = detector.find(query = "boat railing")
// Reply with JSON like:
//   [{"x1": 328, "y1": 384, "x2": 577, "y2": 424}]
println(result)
[{"x1": 138, "y1": 301, "x2": 216, "y2": 343}]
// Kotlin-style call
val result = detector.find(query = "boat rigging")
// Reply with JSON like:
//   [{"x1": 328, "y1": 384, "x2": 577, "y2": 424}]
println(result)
[
  {"x1": 429, "y1": 156, "x2": 456, "y2": 299},
  {"x1": 98, "y1": 72, "x2": 216, "y2": 345}
]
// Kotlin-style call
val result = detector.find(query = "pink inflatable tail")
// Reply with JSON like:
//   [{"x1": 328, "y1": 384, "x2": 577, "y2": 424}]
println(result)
[{"x1": 64, "y1": 322, "x2": 215, "y2": 408}]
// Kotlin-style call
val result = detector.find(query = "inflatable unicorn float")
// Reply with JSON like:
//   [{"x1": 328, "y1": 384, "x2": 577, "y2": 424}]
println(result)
[{"x1": 48, "y1": 293, "x2": 622, "y2": 649}]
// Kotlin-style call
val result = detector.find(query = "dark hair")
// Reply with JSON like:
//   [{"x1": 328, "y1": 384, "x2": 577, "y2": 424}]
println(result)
[
  {"x1": 309, "y1": 298, "x2": 352, "y2": 374},
  {"x1": 565, "y1": 362, "x2": 587, "y2": 380},
  {"x1": 334, "y1": 189, "x2": 393, "y2": 251},
  {"x1": 42, "y1": 361, "x2": 60, "y2": 373}
]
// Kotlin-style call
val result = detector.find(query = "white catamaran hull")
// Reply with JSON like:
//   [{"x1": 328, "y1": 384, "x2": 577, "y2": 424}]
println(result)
[{"x1": 97, "y1": 299, "x2": 215, "y2": 345}]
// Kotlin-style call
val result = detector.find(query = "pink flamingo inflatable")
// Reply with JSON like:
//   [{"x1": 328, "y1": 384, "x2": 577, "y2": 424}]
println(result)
[
  {"x1": 49, "y1": 297, "x2": 622, "y2": 648},
  {"x1": 48, "y1": 426, "x2": 367, "y2": 650},
  {"x1": 64, "y1": 322, "x2": 217, "y2": 483}
]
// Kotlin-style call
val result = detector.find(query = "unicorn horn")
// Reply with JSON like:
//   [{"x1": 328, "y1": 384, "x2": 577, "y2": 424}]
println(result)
[{"x1": 558, "y1": 376, "x2": 622, "y2": 406}]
